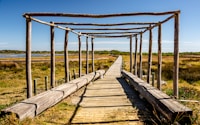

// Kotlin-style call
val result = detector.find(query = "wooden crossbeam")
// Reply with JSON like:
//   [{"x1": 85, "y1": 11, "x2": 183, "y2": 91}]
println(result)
[
  {"x1": 54, "y1": 22, "x2": 157, "y2": 26},
  {"x1": 24, "y1": 10, "x2": 180, "y2": 18},
  {"x1": 90, "y1": 34, "x2": 136, "y2": 38},
  {"x1": 81, "y1": 31, "x2": 140, "y2": 35},
  {"x1": 72, "y1": 27, "x2": 148, "y2": 31}
]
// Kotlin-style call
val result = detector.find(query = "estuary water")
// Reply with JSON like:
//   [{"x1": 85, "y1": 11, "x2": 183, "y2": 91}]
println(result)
[{"x1": 0, "y1": 54, "x2": 64, "y2": 58}]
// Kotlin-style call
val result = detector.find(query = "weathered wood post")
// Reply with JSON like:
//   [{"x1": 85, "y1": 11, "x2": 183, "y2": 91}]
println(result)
[
  {"x1": 130, "y1": 35, "x2": 133, "y2": 73},
  {"x1": 152, "y1": 72, "x2": 155, "y2": 87},
  {"x1": 147, "y1": 25, "x2": 153, "y2": 83},
  {"x1": 91, "y1": 37, "x2": 95, "y2": 72},
  {"x1": 50, "y1": 22, "x2": 55, "y2": 88},
  {"x1": 45, "y1": 76, "x2": 48, "y2": 91},
  {"x1": 33, "y1": 79, "x2": 37, "y2": 95},
  {"x1": 78, "y1": 35, "x2": 82, "y2": 77},
  {"x1": 139, "y1": 32, "x2": 143, "y2": 79},
  {"x1": 173, "y1": 12, "x2": 180, "y2": 98},
  {"x1": 134, "y1": 35, "x2": 138, "y2": 76},
  {"x1": 69, "y1": 71, "x2": 71, "y2": 81},
  {"x1": 86, "y1": 36, "x2": 89, "y2": 74},
  {"x1": 64, "y1": 30, "x2": 69, "y2": 83},
  {"x1": 73, "y1": 69, "x2": 76, "y2": 79},
  {"x1": 25, "y1": 17, "x2": 32, "y2": 98},
  {"x1": 157, "y1": 23, "x2": 162, "y2": 90}
]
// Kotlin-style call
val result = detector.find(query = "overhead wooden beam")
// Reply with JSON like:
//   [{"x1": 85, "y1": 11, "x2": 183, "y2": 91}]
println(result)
[
  {"x1": 64, "y1": 30, "x2": 69, "y2": 83},
  {"x1": 142, "y1": 15, "x2": 175, "y2": 34},
  {"x1": 82, "y1": 31, "x2": 140, "y2": 35},
  {"x1": 173, "y1": 13, "x2": 180, "y2": 98},
  {"x1": 91, "y1": 34, "x2": 136, "y2": 38},
  {"x1": 139, "y1": 32, "x2": 143, "y2": 79},
  {"x1": 24, "y1": 10, "x2": 180, "y2": 18},
  {"x1": 157, "y1": 23, "x2": 162, "y2": 90},
  {"x1": 23, "y1": 16, "x2": 87, "y2": 37},
  {"x1": 50, "y1": 22, "x2": 55, "y2": 88},
  {"x1": 54, "y1": 22, "x2": 157, "y2": 26},
  {"x1": 134, "y1": 35, "x2": 138, "y2": 76},
  {"x1": 147, "y1": 25, "x2": 153, "y2": 84},
  {"x1": 26, "y1": 17, "x2": 32, "y2": 98},
  {"x1": 71, "y1": 27, "x2": 148, "y2": 31}
]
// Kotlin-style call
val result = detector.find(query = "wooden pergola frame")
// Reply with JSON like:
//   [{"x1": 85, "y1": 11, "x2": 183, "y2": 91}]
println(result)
[{"x1": 23, "y1": 10, "x2": 180, "y2": 98}]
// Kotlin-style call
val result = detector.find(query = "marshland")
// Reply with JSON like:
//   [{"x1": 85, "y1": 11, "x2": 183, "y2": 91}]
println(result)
[{"x1": 0, "y1": 50, "x2": 200, "y2": 124}]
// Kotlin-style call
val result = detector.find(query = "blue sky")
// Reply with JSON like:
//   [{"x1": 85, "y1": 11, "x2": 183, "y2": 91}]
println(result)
[{"x1": 0, "y1": 0, "x2": 200, "y2": 52}]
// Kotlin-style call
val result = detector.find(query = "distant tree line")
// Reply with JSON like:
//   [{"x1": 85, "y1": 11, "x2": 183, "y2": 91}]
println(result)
[{"x1": 1, "y1": 50, "x2": 200, "y2": 56}]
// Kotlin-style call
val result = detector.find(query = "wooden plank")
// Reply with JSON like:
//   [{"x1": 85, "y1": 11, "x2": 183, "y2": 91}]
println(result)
[
  {"x1": 121, "y1": 70, "x2": 192, "y2": 122},
  {"x1": 1, "y1": 70, "x2": 106, "y2": 120},
  {"x1": 26, "y1": 17, "x2": 32, "y2": 98}
]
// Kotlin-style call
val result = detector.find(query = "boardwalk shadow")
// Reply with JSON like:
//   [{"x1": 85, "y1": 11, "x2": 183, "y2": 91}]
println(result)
[{"x1": 116, "y1": 77, "x2": 157, "y2": 124}]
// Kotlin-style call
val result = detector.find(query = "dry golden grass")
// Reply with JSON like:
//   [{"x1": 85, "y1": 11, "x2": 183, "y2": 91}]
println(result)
[{"x1": 1, "y1": 53, "x2": 200, "y2": 124}]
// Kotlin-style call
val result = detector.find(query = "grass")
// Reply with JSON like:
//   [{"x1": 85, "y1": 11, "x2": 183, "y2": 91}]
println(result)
[{"x1": 1, "y1": 52, "x2": 200, "y2": 124}]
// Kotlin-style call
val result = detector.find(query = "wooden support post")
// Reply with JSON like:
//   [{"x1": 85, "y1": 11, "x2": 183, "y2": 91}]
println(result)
[
  {"x1": 152, "y1": 72, "x2": 155, "y2": 87},
  {"x1": 45, "y1": 76, "x2": 48, "y2": 91},
  {"x1": 33, "y1": 79, "x2": 37, "y2": 95},
  {"x1": 157, "y1": 23, "x2": 162, "y2": 90},
  {"x1": 78, "y1": 35, "x2": 82, "y2": 77},
  {"x1": 50, "y1": 22, "x2": 55, "y2": 88},
  {"x1": 139, "y1": 32, "x2": 143, "y2": 78},
  {"x1": 173, "y1": 13, "x2": 180, "y2": 98},
  {"x1": 69, "y1": 72, "x2": 71, "y2": 81},
  {"x1": 26, "y1": 17, "x2": 32, "y2": 98},
  {"x1": 86, "y1": 36, "x2": 89, "y2": 74},
  {"x1": 91, "y1": 37, "x2": 95, "y2": 72},
  {"x1": 147, "y1": 25, "x2": 153, "y2": 83},
  {"x1": 64, "y1": 30, "x2": 69, "y2": 83},
  {"x1": 73, "y1": 69, "x2": 76, "y2": 79},
  {"x1": 130, "y1": 35, "x2": 133, "y2": 73},
  {"x1": 134, "y1": 35, "x2": 138, "y2": 76}
]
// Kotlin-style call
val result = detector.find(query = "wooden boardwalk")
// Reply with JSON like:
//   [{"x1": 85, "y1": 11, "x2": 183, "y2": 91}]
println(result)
[{"x1": 68, "y1": 56, "x2": 153, "y2": 125}]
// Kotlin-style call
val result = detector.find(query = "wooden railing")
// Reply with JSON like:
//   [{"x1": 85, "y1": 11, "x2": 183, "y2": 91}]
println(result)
[
  {"x1": 2, "y1": 70, "x2": 105, "y2": 120},
  {"x1": 121, "y1": 70, "x2": 192, "y2": 123}
]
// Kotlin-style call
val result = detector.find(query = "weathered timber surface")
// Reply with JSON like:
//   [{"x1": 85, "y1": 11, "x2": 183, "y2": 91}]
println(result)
[
  {"x1": 1, "y1": 70, "x2": 105, "y2": 120},
  {"x1": 121, "y1": 70, "x2": 192, "y2": 122},
  {"x1": 68, "y1": 56, "x2": 154, "y2": 124}
]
